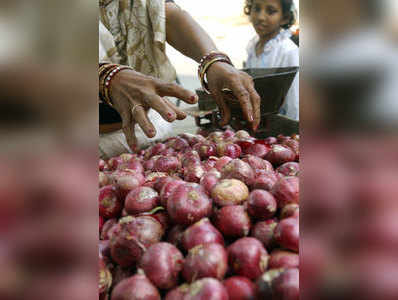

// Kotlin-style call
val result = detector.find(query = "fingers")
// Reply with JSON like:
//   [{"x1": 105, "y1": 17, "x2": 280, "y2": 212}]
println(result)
[
  {"x1": 244, "y1": 81, "x2": 261, "y2": 130},
  {"x1": 156, "y1": 82, "x2": 198, "y2": 104},
  {"x1": 228, "y1": 80, "x2": 254, "y2": 125},
  {"x1": 164, "y1": 98, "x2": 187, "y2": 120},
  {"x1": 132, "y1": 105, "x2": 157, "y2": 138},
  {"x1": 213, "y1": 90, "x2": 231, "y2": 127},
  {"x1": 143, "y1": 93, "x2": 178, "y2": 122},
  {"x1": 121, "y1": 110, "x2": 137, "y2": 151}
]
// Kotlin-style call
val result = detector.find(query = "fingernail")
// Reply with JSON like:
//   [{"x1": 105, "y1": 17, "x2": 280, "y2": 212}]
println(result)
[
  {"x1": 167, "y1": 112, "x2": 174, "y2": 118},
  {"x1": 190, "y1": 95, "x2": 197, "y2": 102},
  {"x1": 249, "y1": 115, "x2": 254, "y2": 122}
]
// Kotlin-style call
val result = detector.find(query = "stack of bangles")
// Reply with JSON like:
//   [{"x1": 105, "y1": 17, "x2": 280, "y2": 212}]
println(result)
[
  {"x1": 99, "y1": 62, "x2": 132, "y2": 106},
  {"x1": 198, "y1": 51, "x2": 234, "y2": 94}
]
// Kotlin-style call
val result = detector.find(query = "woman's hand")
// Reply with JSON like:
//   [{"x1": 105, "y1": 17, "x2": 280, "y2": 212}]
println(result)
[
  {"x1": 110, "y1": 69, "x2": 198, "y2": 151},
  {"x1": 206, "y1": 62, "x2": 261, "y2": 131}
]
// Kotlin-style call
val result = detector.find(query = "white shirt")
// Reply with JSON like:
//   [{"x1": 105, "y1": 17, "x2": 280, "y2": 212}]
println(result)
[{"x1": 246, "y1": 30, "x2": 299, "y2": 120}]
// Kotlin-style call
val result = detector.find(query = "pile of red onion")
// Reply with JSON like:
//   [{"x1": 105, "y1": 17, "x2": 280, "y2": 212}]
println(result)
[{"x1": 99, "y1": 130, "x2": 299, "y2": 300}]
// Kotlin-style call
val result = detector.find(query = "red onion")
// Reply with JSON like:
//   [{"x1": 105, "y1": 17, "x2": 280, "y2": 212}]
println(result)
[
  {"x1": 182, "y1": 218, "x2": 224, "y2": 251},
  {"x1": 200, "y1": 170, "x2": 221, "y2": 194},
  {"x1": 112, "y1": 170, "x2": 145, "y2": 199},
  {"x1": 242, "y1": 155, "x2": 274, "y2": 172},
  {"x1": 193, "y1": 142, "x2": 217, "y2": 159},
  {"x1": 245, "y1": 143, "x2": 270, "y2": 158},
  {"x1": 99, "y1": 185, "x2": 122, "y2": 219},
  {"x1": 215, "y1": 156, "x2": 233, "y2": 171},
  {"x1": 257, "y1": 268, "x2": 299, "y2": 300},
  {"x1": 277, "y1": 162, "x2": 300, "y2": 176},
  {"x1": 216, "y1": 143, "x2": 242, "y2": 159},
  {"x1": 179, "y1": 133, "x2": 206, "y2": 147},
  {"x1": 167, "y1": 137, "x2": 190, "y2": 151},
  {"x1": 101, "y1": 218, "x2": 118, "y2": 240},
  {"x1": 227, "y1": 237, "x2": 269, "y2": 280},
  {"x1": 167, "y1": 183, "x2": 212, "y2": 226},
  {"x1": 99, "y1": 172, "x2": 109, "y2": 187},
  {"x1": 154, "y1": 156, "x2": 181, "y2": 174},
  {"x1": 251, "y1": 219, "x2": 278, "y2": 249},
  {"x1": 221, "y1": 159, "x2": 255, "y2": 186},
  {"x1": 214, "y1": 205, "x2": 251, "y2": 238},
  {"x1": 202, "y1": 156, "x2": 219, "y2": 171},
  {"x1": 111, "y1": 274, "x2": 160, "y2": 300},
  {"x1": 117, "y1": 159, "x2": 144, "y2": 174},
  {"x1": 264, "y1": 136, "x2": 278, "y2": 144},
  {"x1": 107, "y1": 156, "x2": 124, "y2": 171},
  {"x1": 251, "y1": 170, "x2": 278, "y2": 191},
  {"x1": 99, "y1": 257, "x2": 112, "y2": 296},
  {"x1": 177, "y1": 278, "x2": 229, "y2": 300},
  {"x1": 208, "y1": 131, "x2": 225, "y2": 143},
  {"x1": 182, "y1": 151, "x2": 201, "y2": 167},
  {"x1": 247, "y1": 190, "x2": 277, "y2": 220},
  {"x1": 211, "y1": 179, "x2": 249, "y2": 206},
  {"x1": 223, "y1": 276, "x2": 257, "y2": 300},
  {"x1": 140, "y1": 242, "x2": 184, "y2": 290},
  {"x1": 265, "y1": 144, "x2": 296, "y2": 166},
  {"x1": 269, "y1": 249, "x2": 299, "y2": 269},
  {"x1": 160, "y1": 179, "x2": 185, "y2": 207},
  {"x1": 280, "y1": 203, "x2": 299, "y2": 219},
  {"x1": 167, "y1": 225, "x2": 186, "y2": 249},
  {"x1": 99, "y1": 159, "x2": 106, "y2": 171},
  {"x1": 110, "y1": 216, "x2": 163, "y2": 267},
  {"x1": 235, "y1": 130, "x2": 251, "y2": 139},
  {"x1": 182, "y1": 243, "x2": 228, "y2": 282},
  {"x1": 184, "y1": 163, "x2": 206, "y2": 183},
  {"x1": 153, "y1": 176, "x2": 174, "y2": 193},
  {"x1": 271, "y1": 176, "x2": 299, "y2": 207},
  {"x1": 281, "y1": 139, "x2": 299, "y2": 160},
  {"x1": 125, "y1": 187, "x2": 159, "y2": 215},
  {"x1": 274, "y1": 217, "x2": 299, "y2": 252}
]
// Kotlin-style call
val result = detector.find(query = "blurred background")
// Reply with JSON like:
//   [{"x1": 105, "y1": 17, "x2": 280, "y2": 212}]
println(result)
[{"x1": 0, "y1": 0, "x2": 398, "y2": 300}]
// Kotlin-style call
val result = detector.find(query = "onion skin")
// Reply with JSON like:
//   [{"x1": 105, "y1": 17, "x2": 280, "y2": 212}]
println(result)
[
  {"x1": 110, "y1": 216, "x2": 163, "y2": 267},
  {"x1": 245, "y1": 143, "x2": 270, "y2": 158},
  {"x1": 265, "y1": 145, "x2": 296, "y2": 166},
  {"x1": 99, "y1": 257, "x2": 112, "y2": 296},
  {"x1": 221, "y1": 159, "x2": 255, "y2": 186},
  {"x1": 184, "y1": 163, "x2": 206, "y2": 183},
  {"x1": 117, "y1": 159, "x2": 144, "y2": 174},
  {"x1": 101, "y1": 218, "x2": 118, "y2": 240},
  {"x1": 242, "y1": 155, "x2": 274, "y2": 172},
  {"x1": 182, "y1": 243, "x2": 228, "y2": 282},
  {"x1": 277, "y1": 162, "x2": 300, "y2": 177},
  {"x1": 99, "y1": 172, "x2": 109, "y2": 187},
  {"x1": 223, "y1": 276, "x2": 257, "y2": 300},
  {"x1": 274, "y1": 217, "x2": 299, "y2": 252},
  {"x1": 154, "y1": 156, "x2": 181, "y2": 174},
  {"x1": 186, "y1": 278, "x2": 229, "y2": 300},
  {"x1": 160, "y1": 179, "x2": 185, "y2": 207},
  {"x1": 227, "y1": 237, "x2": 269, "y2": 280},
  {"x1": 167, "y1": 225, "x2": 186, "y2": 249},
  {"x1": 269, "y1": 250, "x2": 299, "y2": 269},
  {"x1": 182, "y1": 218, "x2": 224, "y2": 251},
  {"x1": 167, "y1": 183, "x2": 213, "y2": 226},
  {"x1": 99, "y1": 185, "x2": 122, "y2": 219},
  {"x1": 200, "y1": 170, "x2": 221, "y2": 194},
  {"x1": 264, "y1": 136, "x2": 278, "y2": 144},
  {"x1": 251, "y1": 170, "x2": 278, "y2": 191},
  {"x1": 193, "y1": 142, "x2": 217, "y2": 159},
  {"x1": 181, "y1": 151, "x2": 201, "y2": 167},
  {"x1": 214, "y1": 205, "x2": 251, "y2": 238},
  {"x1": 280, "y1": 204, "x2": 299, "y2": 219},
  {"x1": 271, "y1": 176, "x2": 299, "y2": 207},
  {"x1": 215, "y1": 156, "x2": 233, "y2": 171},
  {"x1": 211, "y1": 179, "x2": 249, "y2": 207},
  {"x1": 140, "y1": 242, "x2": 184, "y2": 290},
  {"x1": 111, "y1": 274, "x2": 160, "y2": 300},
  {"x1": 112, "y1": 170, "x2": 145, "y2": 199},
  {"x1": 125, "y1": 187, "x2": 159, "y2": 215},
  {"x1": 235, "y1": 130, "x2": 251, "y2": 139},
  {"x1": 167, "y1": 137, "x2": 190, "y2": 151},
  {"x1": 257, "y1": 268, "x2": 299, "y2": 300},
  {"x1": 216, "y1": 143, "x2": 242, "y2": 159},
  {"x1": 247, "y1": 190, "x2": 277, "y2": 220},
  {"x1": 251, "y1": 219, "x2": 278, "y2": 249},
  {"x1": 99, "y1": 159, "x2": 106, "y2": 171}
]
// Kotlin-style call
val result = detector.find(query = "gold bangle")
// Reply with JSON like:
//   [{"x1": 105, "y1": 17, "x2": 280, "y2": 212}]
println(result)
[{"x1": 200, "y1": 57, "x2": 232, "y2": 94}]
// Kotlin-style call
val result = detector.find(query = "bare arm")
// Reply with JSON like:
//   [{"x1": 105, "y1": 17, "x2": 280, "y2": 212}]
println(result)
[{"x1": 165, "y1": 3, "x2": 217, "y2": 62}]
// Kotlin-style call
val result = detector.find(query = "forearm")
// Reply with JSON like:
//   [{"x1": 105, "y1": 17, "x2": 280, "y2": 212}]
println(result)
[{"x1": 165, "y1": 3, "x2": 218, "y2": 62}]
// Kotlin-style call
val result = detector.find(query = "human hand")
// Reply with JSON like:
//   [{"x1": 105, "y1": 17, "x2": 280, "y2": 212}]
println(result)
[
  {"x1": 206, "y1": 62, "x2": 261, "y2": 131},
  {"x1": 110, "y1": 69, "x2": 198, "y2": 151}
]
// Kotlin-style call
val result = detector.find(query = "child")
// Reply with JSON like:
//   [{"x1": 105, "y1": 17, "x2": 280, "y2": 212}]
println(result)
[{"x1": 245, "y1": 0, "x2": 299, "y2": 120}]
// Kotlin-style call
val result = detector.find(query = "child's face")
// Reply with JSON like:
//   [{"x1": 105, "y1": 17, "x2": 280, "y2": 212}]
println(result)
[{"x1": 249, "y1": 0, "x2": 287, "y2": 38}]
